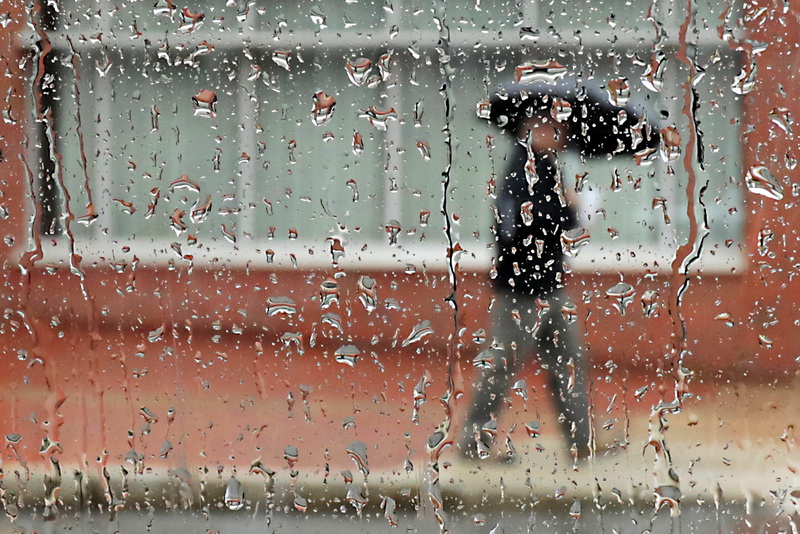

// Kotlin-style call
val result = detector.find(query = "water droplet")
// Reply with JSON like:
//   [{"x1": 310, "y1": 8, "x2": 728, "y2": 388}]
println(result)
[
  {"x1": 346, "y1": 484, "x2": 368, "y2": 514},
  {"x1": 419, "y1": 209, "x2": 430, "y2": 226},
  {"x1": 190, "y1": 195, "x2": 213, "y2": 224},
  {"x1": 153, "y1": 0, "x2": 177, "y2": 16},
  {"x1": 561, "y1": 302, "x2": 578, "y2": 324},
  {"x1": 148, "y1": 104, "x2": 160, "y2": 132},
  {"x1": 169, "y1": 174, "x2": 200, "y2": 193},
  {"x1": 145, "y1": 188, "x2": 160, "y2": 219},
  {"x1": 266, "y1": 297, "x2": 297, "y2": 316},
  {"x1": 77, "y1": 203, "x2": 98, "y2": 226},
  {"x1": 320, "y1": 278, "x2": 340, "y2": 308},
  {"x1": 651, "y1": 197, "x2": 671, "y2": 224},
  {"x1": 481, "y1": 418, "x2": 498, "y2": 444},
  {"x1": 311, "y1": 91, "x2": 336, "y2": 126},
  {"x1": 476, "y1": 98, "x2": 492, "y2": 120},
  {"x1": 293, "y1": 494, "x2": 308, "y2": 512},
  {"x1": 714, "y1": 312, "x2": 734, "y2": 327},
  {"x1": 519, "y1": 27, "x2": 539, "y2": 41},
  {"x1": 367, "y1": 75, "x2": 383, "y2": 89},
  {"x1": 192, "y1": 89, "x2": 217, "y2": 118},
  {"x1": 309, "y1": 5, "x2": 327, "y2": 27},
  {"x1": 148, "y1": 324, "x2": 164, "y2": 343},
  {"x1": 416, "y1": 140, "x2": 431, "y2": 161},
  {"x1": 190, "y1": 40, "x2": 214, "y2": 63},
  {"x1": 40, "y1": 436, "x2": 62, "y2": 454},
  {"x1": 382, "y1": 496, "x2": 398, "y2": 526},
  {"x1": 327, "y1": 237, "x2": 345, "y2": 264},
  {"x1": 221, "y1": 223, "x2": 236, "y2": 244},
  {"x1": 606, "y1": 282, "x2": 635, "y2": 315},
  {"x1": 507, "y1": 379, "x2": 527, "y2": 402},
  {"x1": 352, "y1": 131, "x2": 364, "y2": 155},
  {"x1": 428, "y1": 479, "x2": 444, "y2": 509},
  {"x1": 569, "y1": 499, "x2": 582, "y2": 520},
  {"x1": 140, "y1": 406, "x2": 158, "y2": 424},
  {"x1": 732, "y1": 58, "x2": 757, "y2": 95},
  {"x1": 359, "y1": 106, "x2": 397, "y2": 130},
  {"x1": 520, "y1": 201, "x2": 534, "y2": 226},
  {"x1": 551, "y1": 98, "x2": 572, "y2": 122},
  {"x1": 125, "y1": 449, "x2": 144, "y2": 467},
  {"x1": 334, "y1": 345, "x2": 360, "y2": 367},
  {"x1": 224, "y1": 476, "x2": 245, "y2": 510},
  {"x1": 378, "y1": 51, "x2": 392, "y2": 80},
  {"x1": 412, "y1": 372, "x2": 430, "y2": 424},
  {"x1": 745, "y1": 166, "x2": 784, "y2": 200},
  {"x1": 641, "y1": 290, "x2": 659, "y2": 317},
  {"x1": 473, "y1": 349, "x2": 495, "y2": 369},
  {"x1": 659, "y1": 126, "x2": 681, "y2": 162},
  {"x1": 606, "y1": 78, "x2": 631, "y2": 106},
  {"x1": 385, "y1": 219, "x2": 401, "y2": 245},
  {"x1": 654, "y1": 485, "x2": 682, "y2": 516},
  {"x1": 272, "y1": 50, "x2": 291, "y2": 71},
  {"x1": 641, "y1": 50, "x2": 667, "y2": 92},
  {"x1": 179, "y1": 8, "x2": 204, "y2": 34},
  {"x1": 346, "y1": 440, "x2": 369, "y2": 477},
  {"x1": 769, "y1": 107, "x2": 792, "y2": 135},
  {"x1": 524, "y1": 420, "x2": 541, "y2": 437},
  {"x1": 357, "y1": 276, "x2": 377, "y2": 313},
  {"x1": 514, "y1": 59, "x2": 567, "y2": 84},
  {"x1": 471, "y1": 328, "x2": 486, "y2": 344},
  {"x1": 281, "y1": 332, "x2": 304, "y2": 353},
  {"x1": 561, "y1": 227, "x2": 590, "y2": 256},
  {"x1": 284, "y1": 445, "x2": 299, "y2": 467},
  {"x1": 402, "y1": 320, "x2": 433, "y2": 347},
  {"x1": 340, "y1": 469, "x2": 354, "y2": 484},
  {"x1": 159, "y1": 440, "x2": 173, "y2": 459},
  {"x1": 345, "y1": 57, "x2": 373, "y2": 86}
]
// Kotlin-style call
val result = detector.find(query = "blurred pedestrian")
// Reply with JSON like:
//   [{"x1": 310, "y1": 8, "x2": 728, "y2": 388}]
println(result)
[
  {"x1": 461, "y1": 80, "x2": 658, "y2": 461},
  {"x1": 461, "y1": 109, "x2": 590, "y2": 461}
]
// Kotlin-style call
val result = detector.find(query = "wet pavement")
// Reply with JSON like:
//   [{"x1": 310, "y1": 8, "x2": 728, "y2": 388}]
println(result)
[
  {"x1": 5, "y1": 501, "x2": 784, "y2": 534},
  {"x1": 1, "y1": 378, "x2": 800, "y2": 534}
]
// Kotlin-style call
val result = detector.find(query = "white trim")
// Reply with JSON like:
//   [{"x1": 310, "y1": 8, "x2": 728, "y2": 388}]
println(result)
[{"x1": 37, "y1": 236, "x2": 745, "y2": 274}]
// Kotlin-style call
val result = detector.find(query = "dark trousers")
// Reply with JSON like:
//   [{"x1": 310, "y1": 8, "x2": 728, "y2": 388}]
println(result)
[{"x1": 462, "y1": 289, "x2": 591, "y2": 457}]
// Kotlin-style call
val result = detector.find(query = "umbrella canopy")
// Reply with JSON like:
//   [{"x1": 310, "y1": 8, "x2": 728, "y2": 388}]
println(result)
[{"x1": 479, "y1": 77, "x2": 660, "y2": 160}]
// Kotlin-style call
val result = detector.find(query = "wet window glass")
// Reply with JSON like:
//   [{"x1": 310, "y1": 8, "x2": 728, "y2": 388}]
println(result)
[{"x1": 1, "y1": 0, "x2": 794, "y2": 531}]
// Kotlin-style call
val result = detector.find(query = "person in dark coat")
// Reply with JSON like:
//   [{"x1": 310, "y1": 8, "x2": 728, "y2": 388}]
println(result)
[
  {"x1": 461, "y1": 80, "x2": 658, "y2": 461},
  {"x1": 461, "y1": 108, "x2": 591, "y2": 461}
]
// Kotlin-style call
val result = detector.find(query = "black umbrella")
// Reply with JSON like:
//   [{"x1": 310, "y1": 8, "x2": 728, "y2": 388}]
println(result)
[{"x1": 480, "y1": 76, "x2": 660, "y2": 160}]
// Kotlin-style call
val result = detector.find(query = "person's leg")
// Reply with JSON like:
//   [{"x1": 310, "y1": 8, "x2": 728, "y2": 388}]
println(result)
[
  {"x1": 461, "y1": 291, "x2": 537, "y2": 457},
  {"x1": 535, "y1": 290, "x2": 591, "y2": 457}
]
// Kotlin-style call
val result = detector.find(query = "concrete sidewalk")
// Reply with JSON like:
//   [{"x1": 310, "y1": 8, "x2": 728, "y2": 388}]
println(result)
[{"x1": 2, "y1": 377, "x2": 799, "y2": 520}]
